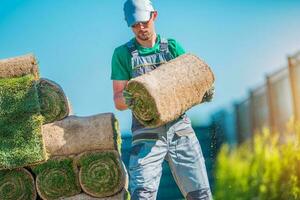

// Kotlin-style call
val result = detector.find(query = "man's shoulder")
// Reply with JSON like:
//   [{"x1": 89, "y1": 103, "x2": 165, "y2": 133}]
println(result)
[
  {"x1": 112, "y1": 42, "x2": 132, "y2": 64},
  {"x1": 166, "y1": 37, "x2": 180, "y2": 47},
  {"x1": 166, "y1": 37, "x2": 177, "y2": 43},
  {"x1": 157, "y1": 35, "x2": 177, "y2": 44},
  {"x1": 164, "y1": 36, "x2": 185, "y2": 57},
  {"x1": 114, "y1": 42, "x2": 129, "y2": 55},
  {"x1": 115, "y1": 38, "x2": 136, "y2": 51},
  {"x1": 111, "y1": 40, "x2": 133, "y2": 80}
]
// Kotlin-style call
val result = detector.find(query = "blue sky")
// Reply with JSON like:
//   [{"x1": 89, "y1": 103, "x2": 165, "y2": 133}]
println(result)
[{"x1": 1, "y1": 0, "x2": 300, "y2": 133}]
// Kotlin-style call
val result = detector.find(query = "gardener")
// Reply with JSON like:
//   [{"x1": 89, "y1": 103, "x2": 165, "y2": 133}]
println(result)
[{"x1": 111, "y1": 0, "x2": 214, "y2": 199}]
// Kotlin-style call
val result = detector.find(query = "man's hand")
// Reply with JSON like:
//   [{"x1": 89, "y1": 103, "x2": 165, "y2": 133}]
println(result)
[
  {"x1": 201, "y1": 85, "x2": 215, "y2": 103},
  {"x1": 123, "y1": 90, "x2": 134, "y2": 109}
]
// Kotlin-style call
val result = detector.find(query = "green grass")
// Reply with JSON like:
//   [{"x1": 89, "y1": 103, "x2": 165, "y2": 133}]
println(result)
[
  {"x1": 0, "y1": 75, "x2": 47, "y2": 169},
  {"x1": 112, "y1": 116, "x2": 122, "y2": 154},
  {"x1": 31, "y1": 157, "x2": 81, "y2": 200},
  {"x1": 37, "y1": 79, "x2": 68, "y2": 124},
  {"x1": 0, "y1": 168, "x2": 36, "y2": 200},
  {"x1": 124, "y1": 188, "x2": 131, "y2": 200},
  {"x1": 76, "y1": 151, "x2": 123, "y2": 197},
  {"x1": 126, "y1": 82, "x2": 158, "y2": 126}
]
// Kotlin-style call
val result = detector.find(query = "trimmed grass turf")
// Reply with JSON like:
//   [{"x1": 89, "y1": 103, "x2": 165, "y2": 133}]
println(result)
[
  {"x1": 0, "y1": 75, "x2": 47, "y2": 169},
  {"x1": 126, "y1": 82, "x2": 160, "y2": 126},
  {"x1": 31, "y1": 157, "x2": 81, "y2": 200},
  {"x1": 37, "y1": 78, "x2": 69, "y2": 124},
  {"x1": 112, "y1": 115, "x2": 122, "y2": 154},
  {"x1": 76, "y1": 151, "x2": 124, "y2": 197},
  {"x1": 0, "y1": 168, "x2": 36, "y2": 200},
  {"x1": 124, "y1": 188, "x2": 131, "y2": 200}
]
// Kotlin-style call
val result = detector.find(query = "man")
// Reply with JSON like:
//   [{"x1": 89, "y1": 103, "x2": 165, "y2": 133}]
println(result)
[{"x1": 111, "y1": 0, "x2": 214, "y2": 199}]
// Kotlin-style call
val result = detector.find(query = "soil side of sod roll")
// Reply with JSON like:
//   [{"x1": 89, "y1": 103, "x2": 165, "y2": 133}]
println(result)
[
  {"x1": 42, "y1": 113, "x2": 122, "y2": 157},
  {"x1": 0, "y1": 54, "x2": 39, "y2": 79}
]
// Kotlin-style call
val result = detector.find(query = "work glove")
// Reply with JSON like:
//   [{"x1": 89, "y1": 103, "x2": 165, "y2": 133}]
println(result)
[
  {"x1": 123, "y1": 90, "x2": 134, "y2": 109},
  {"x1": 201, "y1": 85, "x2": 215, "y2": 103}
]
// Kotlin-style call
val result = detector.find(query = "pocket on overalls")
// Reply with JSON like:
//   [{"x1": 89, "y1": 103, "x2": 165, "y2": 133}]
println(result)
[
  {"x1": 129, "y1": 141, "x2": 157, "y2": 170},
  {"x1": 174, "y1": 129, "x2": 203, "y2": 161},
  {"x1": 174, "y1": 114, "x2": 194, "y2": 137}
]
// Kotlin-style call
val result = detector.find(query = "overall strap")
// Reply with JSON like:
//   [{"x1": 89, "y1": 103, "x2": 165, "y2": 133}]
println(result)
[
  {"x1": 159, "y1": 37, "x2": 169, "y2": 53},
  {"x1": 126, "y1": 40, "x2": 139, "y2": 57}
]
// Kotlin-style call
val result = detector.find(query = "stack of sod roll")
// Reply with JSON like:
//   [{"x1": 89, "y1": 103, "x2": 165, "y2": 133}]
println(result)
[
  {"x1": 125, "y1": 53, "x2": 215, "y2": 127},
  {"x1": 0, "y1": 54, "x2": 129, "y2": 200}
]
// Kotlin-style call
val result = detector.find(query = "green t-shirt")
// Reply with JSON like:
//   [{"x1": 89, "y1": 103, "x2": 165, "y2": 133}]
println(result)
[{"x1": 111, "y1": 34, "x2": 186, "y2": 80}]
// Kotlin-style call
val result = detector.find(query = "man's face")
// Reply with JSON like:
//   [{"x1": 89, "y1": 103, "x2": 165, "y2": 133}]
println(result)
[{"x1": 131, "y1": 11, "x2": 157, "y2": 41}]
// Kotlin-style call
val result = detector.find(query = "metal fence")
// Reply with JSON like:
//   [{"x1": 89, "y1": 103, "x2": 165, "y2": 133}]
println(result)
[
  {"x1": 251, "y1": 84, "x2": 270, "y2": 133},
  {"x1": 235, "y1": 98, "x2": 252, "y2": 143},
  {"x1": 288, "y1": 51, "x2": 300, "y2": 122},
  {"x1": 234, "y1": 50, "x2": 300, "y2": 143},
  {"x1": 267, "y1": 67, "x2": 293, "y2": 133}
]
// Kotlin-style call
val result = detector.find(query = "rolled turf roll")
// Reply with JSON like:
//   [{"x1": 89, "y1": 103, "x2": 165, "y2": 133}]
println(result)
[
  {"x1": 0, "y1": 74, "x2": 47, "y2": 169},
  {"x1": 0, "y1": 168, "x2": 37, "y2": 200},
  {"x1": 37, "y1": 78, "x2": 70, "y2": 124},
  {"x1": 126, "y1": 53, "x2": 215, "y2": 127},
  {"x1": 31, "y1": 156, "x2": 81, "y2": 200},
  {"x1": 75, "y1": 151, "x2": 125, "y2": 198},
  {"x1": 61, "y1": 189, "x2": 130, "y2": 200},
  {"x1": 0, "y1": 54, "x2": 39, "y2": 79},
  {"x1": 42, "y1": 113, "x2": 122, "y2": 156}
]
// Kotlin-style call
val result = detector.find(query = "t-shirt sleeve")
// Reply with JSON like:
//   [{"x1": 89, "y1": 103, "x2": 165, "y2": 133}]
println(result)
[
  {"x1": 168, "y1": 38, "x2": 186, "y2": 58},
  {"x1": 111, "y1": 47, "x2": 131, "y2": 80}
]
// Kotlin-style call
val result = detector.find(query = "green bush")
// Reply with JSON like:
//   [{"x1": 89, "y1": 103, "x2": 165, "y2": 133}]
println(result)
[{"x1": 214, "y1": 122, "x2": 300, "y2": 200}]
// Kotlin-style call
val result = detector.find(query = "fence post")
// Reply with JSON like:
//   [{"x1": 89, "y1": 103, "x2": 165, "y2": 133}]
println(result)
[
  {"x1": 234, "y1": 102, "x2": 242, "y2": 144},
  {"x1": 288, "y1": 56, "x2": 299, "y2": 122},
  {"x1": 266, "y1": 75, "x2": 276, "y2": 133},
  {"x1": 249, "y1": 90, "x2": 256, "y2": 134}
]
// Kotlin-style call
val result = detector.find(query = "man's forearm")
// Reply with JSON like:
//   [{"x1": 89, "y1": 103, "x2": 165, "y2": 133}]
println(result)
[{"x1": 114, "y1": 92, "x2": 128, "y2": 110}]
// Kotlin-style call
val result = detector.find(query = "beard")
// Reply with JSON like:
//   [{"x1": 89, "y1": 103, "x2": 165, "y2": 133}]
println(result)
[{"x1": 137, "y1": 30, "x2": 153, "y2": 41}]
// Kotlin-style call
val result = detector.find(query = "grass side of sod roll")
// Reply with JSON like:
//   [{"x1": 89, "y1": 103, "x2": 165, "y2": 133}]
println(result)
[
  {"x1": 37, "y1": 78, "x2": 69, "y2": 124},
  {"x1": 76, "y1": 151, "x2": 124, "y2": 198},
  {"x1": 127, "y1": 81, "x2": 158, "y2": 126},
  {"x1": 112, "y1": 115, "x2": 122, "y2": 154},
  {"x1": 31, "y1": 157, "x2": 81, "y2": 200},
  {"x1": 124, "y1": 188, "x2": 131, "y2": 200},
  {"x1": 0, "y1": 168, "x2": 37, "y2": 200},
  {"x1": 0, "y1": 74, "x2": 47, "y2": 169}
]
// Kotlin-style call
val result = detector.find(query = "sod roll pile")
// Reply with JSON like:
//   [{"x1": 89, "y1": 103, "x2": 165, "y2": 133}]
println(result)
[
  {"x1": 126, "y1": 53, "x2": 215, "y2": 127},
  {"x1": 0, "y1": 168, "x2": 37, "y2": 200},
  {"x1": 62, "y1": 189, "x2": 130, "y2": 200},
  {"x1": 37, "y1": 78, "x2": 70, "y2": 124},
  {"x1": 31, "y1": 156, "x2": 81, "y2": 200},
  {"x1": 0, "y1": 74, "x2": 47, "y2": 169},
  {"x1": 0, "y1": 54, "x2": 126, "y2": 199},
  {"x1": 0, "y1": 54, "x2": 39, "y2": 79},
  {"x1": 75, "y1": 151, "x2": 125, "y2": 198},
  {"x1": 42, "y1": 113, "x2": 122, "y2": 156}
]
